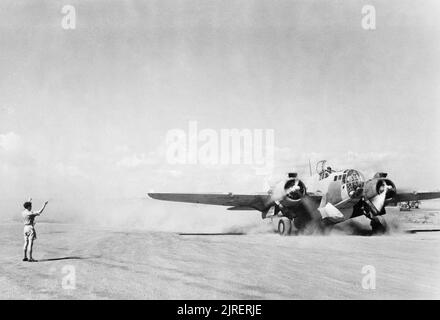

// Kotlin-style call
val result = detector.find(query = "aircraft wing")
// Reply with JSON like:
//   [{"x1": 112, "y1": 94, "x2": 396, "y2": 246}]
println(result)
[
  {"x1": 394, "y1": 191, "x2": 440, "y2": 202},
  {"x1": 148, "y1": 193, "x2": 272, "y2": 212}
]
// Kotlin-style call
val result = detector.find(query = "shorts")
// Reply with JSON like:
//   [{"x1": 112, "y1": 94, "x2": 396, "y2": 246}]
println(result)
[{"x1": 24, "y1": 225, "x2": 37, "y2": 241}]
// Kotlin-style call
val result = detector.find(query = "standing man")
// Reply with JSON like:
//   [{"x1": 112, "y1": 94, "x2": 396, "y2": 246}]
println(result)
[{"x1": 22, "y1": 198, "x2": 49, "y2": 262}]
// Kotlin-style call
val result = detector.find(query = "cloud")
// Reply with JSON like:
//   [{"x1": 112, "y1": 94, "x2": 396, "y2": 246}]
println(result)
[
  {"x1": 115, "y1": 144, "x2": 166, "y2": 169},
  {"x1": 116, "y1": 153, "x2": 158, "y2": 168},
  {"x1": 0, "y1": 132, "x2": 35, "y2": 169},
  {"x1": 0, "y1": 105, "x2": 15, "y2": 115},
  {"x1": 54, "y1": 163, "x2": 89, "y2": 179},
  {"x1": 272, "y1": 147, "x2": 400, "y2": 173},
  {"x1": 161, "y1": 169, "x2": 183, "y2": 177},
  {"x1": 0, "y1": 132, "x2": 22, "y2": 152}
]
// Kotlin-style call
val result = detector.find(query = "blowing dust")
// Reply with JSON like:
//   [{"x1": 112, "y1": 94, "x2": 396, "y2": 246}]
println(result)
[
  {"x1": 1, "y1": 196, "x2": 266, "y2": 233},
  {"x1": 3, "y1": 196, "x2": 436, "y2": 236}
]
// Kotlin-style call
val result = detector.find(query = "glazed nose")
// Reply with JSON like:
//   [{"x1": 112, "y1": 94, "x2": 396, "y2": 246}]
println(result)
[{"x1": 345, "y1": 170, "x2": 365, "y2": 198}]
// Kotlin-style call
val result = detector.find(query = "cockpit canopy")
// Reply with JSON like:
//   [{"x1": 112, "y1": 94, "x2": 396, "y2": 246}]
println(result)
[
  {"x1": 343, "y1": 169, "x2": 365, "y2": 197},
  {"x1": 316, "y1": 160, "x2": 335, "y2": 180}
]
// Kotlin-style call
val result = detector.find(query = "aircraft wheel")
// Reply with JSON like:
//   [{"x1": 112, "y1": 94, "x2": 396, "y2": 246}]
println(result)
[
  {"x1": 370, "y1": 216, "x2": 388, "y2": 235},
  {"x1": 278, "y1": 218, "x2": 292, "y2": 236}
]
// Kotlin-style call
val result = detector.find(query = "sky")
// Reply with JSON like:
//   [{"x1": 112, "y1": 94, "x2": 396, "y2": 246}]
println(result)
[{"x1": 0, "y1": 0, "x2": 439, "y2": 214}]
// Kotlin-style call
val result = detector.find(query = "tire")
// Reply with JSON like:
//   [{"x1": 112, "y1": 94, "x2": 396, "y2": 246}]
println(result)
[
  {"x1": 278, "y1": 218, "x2": 292, "y2": 236},
  {"x1": 370, "y1": 216, "x2": 388, "y2": 235}
]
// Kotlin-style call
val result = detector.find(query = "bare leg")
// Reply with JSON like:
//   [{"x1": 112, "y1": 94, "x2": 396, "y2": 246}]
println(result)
[
  {"x1": 28, "y1": 239, "x2": 34, "y2": 261},
  {"x1": 23, "y1": 240, "x2": 29, "y2": 261}
]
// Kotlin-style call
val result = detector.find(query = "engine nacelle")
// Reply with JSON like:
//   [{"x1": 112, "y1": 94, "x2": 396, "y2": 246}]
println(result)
[
  {"x1": 364, "y1": 177, "x2": 396, "y2": 201},
  {"x1": 270, "y1": 178, "x2": 307, "y2": 208}
]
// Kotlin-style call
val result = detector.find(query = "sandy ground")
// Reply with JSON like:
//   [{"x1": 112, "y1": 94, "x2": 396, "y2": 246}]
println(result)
[{"x1": 1, "y1": 207, "x2": 440, "y2": 299}]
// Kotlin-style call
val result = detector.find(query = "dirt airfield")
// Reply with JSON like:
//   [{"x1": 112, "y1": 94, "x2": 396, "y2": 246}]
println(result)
[{"x1": 1, "y1": 205, "x2": 440, "y2": 299}]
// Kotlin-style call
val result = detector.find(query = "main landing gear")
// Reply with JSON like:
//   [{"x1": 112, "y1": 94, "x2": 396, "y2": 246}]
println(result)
[
  {"x1": 355, "y1": 198, "x2": 388, "y2": 235},
  {"x1": 277, "y1": 217, "x2": 292, "y2": 236},
  {"x1": 370, "y1": 216, "x2": 388, "y2": 234},
  {"x1": 276, "y1": 217, "x2": 317, "y2": 235}
]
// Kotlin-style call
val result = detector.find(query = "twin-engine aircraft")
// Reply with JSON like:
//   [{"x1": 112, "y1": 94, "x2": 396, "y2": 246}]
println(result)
[{"x1": 148, "y1": 160, "x2": 440, "y2": 235}]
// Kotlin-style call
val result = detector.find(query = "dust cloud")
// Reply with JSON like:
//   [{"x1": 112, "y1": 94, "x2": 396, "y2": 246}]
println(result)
[
  {"x1": 0, "y1": 196, "x2": 265, "y2": 233},
  {"x1": 2, "y1": 196, "x2": 437, "y2": 236}
]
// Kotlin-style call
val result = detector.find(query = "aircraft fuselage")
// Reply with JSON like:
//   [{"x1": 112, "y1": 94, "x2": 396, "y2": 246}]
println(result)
[{"x1": 267, "y1": 167, "x2": 396, "y2": 231}]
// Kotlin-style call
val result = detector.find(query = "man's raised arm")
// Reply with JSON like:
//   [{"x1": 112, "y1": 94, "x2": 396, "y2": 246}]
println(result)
[{"x1": 34, "y1": 201, "x2": 49, "y2": 215}]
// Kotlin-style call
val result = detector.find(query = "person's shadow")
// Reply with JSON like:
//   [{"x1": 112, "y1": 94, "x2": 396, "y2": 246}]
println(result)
[{"x1": 37, "y1": 256, "x2": 97, "y2": 262}]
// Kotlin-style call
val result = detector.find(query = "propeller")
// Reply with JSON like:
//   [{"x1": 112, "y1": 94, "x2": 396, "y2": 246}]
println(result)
[
  {"x1": 286, "y1": 179, "x2": 300, "y2": 193},
  {"x1": 285, "y1": 178, "x2": 306, "y2": 201},
  {"x1": 370, "y1": 181, "x2": 393, "y2": 213}
]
